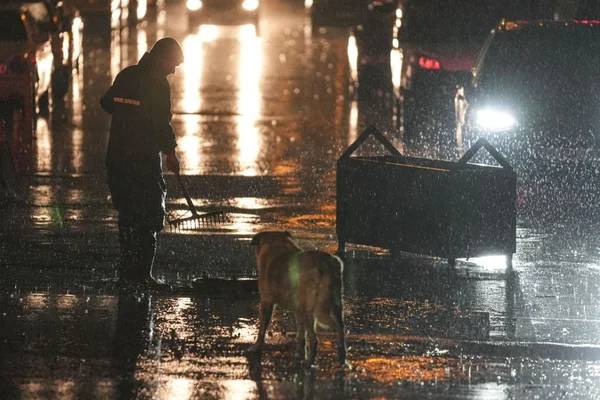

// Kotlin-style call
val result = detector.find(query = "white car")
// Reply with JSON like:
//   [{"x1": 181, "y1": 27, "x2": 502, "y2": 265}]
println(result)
[{"x1": 186, "y1": 0, "x2": 260, "y2": 32}]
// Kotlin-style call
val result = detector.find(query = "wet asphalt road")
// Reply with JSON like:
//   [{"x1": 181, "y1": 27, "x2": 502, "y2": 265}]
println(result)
[{"x1": 2, "y1": 0, "x2": 600, "y2": 398}]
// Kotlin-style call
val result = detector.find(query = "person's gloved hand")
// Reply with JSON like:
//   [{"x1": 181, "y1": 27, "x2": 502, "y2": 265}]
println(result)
[{"x1": 165, "y1": 151, "x2": 180, "y2": 174}]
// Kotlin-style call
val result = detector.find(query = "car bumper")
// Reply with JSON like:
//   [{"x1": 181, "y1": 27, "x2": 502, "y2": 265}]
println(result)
[{"x1": 188, "y1": 8, "x2": 258, "y2": 26}]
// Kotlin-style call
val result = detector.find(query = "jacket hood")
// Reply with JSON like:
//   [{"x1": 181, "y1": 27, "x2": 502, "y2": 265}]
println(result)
[
  {"x1": 137, "y1": 52, "x2": 163, "y2": 76},
  {"x1": 138, "y1": 52, "x2": 154, "y2": 68}
]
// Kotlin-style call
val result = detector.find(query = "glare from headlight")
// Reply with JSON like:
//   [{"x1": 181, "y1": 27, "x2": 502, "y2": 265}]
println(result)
[
  {"x1": 186, "y1": 0, "x2": 202, "y2": 11},
  {"x1": 242, "y1": 0, "x2": 259, "y2": 11},
  {"x1": 475, "y1": 108, "x2": 517, "y2": 132}
]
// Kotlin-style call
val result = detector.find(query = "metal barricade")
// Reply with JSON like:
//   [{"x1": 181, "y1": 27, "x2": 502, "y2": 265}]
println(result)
[{"x1": 337, "y1": 126, "x2": 516, "y2": 270}]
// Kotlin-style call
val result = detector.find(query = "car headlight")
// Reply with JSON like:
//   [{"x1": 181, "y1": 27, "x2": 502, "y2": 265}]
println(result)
[
  {"x1": 474, "y1": 107, "x2": 517, "y2": 132},
  {"x1": 242, "y1": 0, "x2": 259, "y2": 11},
  {"x1": 186, "y1": 0, "x2": 202, "y2": 11}
]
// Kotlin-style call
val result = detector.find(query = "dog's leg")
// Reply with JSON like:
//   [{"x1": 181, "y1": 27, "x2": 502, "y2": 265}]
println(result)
[
  {"x1": 294, "y1": 312, "x2": 305, "y2": 361},
  {"x1": 332, "y1": 305, "x2": 346, "y2": 366},
  {"x1": 303, "y1": 316, "x2": 318, "y2": 367},
  {"x1": 249, "y1": 302, "x2": 274, "y2": 353}
]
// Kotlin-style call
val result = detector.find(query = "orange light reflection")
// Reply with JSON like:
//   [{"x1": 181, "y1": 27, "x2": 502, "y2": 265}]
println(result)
[
  {"x1": 354, "y1": 356, "x2": 462, "y2": 383},
  {"x1": 56, "y1": 294, "x2": 78, "y2": 311},
  {"x1": 35, "y1": 117, "x2": 51, "y2": 172},
  {"x1": 347, "y1": 33, "x2": 357, "y2": 83},
  {"x1": 137, "y1": 25, "x2": 148, "y2": 61},
  {"x1": 236, "y1": 25, "x2": 262, "y2": 176},
  {"x1": 110, "y1": 0, "x2": 121, "y2": 29},
  {"x1": 349, "y1": 99, "x2": 358, "y2": 145},
  {"x1": 71, "y1": 54, "x2": 83, "y2": 172},
  {"x1": 180, "y1": 32, "x2": 205, "y2": 173},
  {"x1": 137, "y1": 0, "x2": 147, "y2": 20},
  {"x1": 222, "y1": 380, "x2": 257, "y2": 400},
  {"x1": 110, "y1": 29, "x2": 122, "y2": 81},
  {"x1": 178, "y1": 126, "x2": 202, "y2": 174},
  {"x1": 390, "y1": 48, "x2": 402, "y2": 95},
  {"x1": 23, "y1": 293, "x2": 49, "y2": 311},
  {"x1": 182, "y1": 33, "x2": 203, "y2": 114},
  {"x1": 159, "y1": 378, "x2": 193, "y2": 400}
]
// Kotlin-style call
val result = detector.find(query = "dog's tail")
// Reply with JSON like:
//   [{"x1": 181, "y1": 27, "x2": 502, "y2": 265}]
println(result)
[
  {"x1": 326, "y1": 254, "x2": 344, "y2": 308},
  {"x1": 313, "y1": 253, "x2": 344, "y2": 331}
]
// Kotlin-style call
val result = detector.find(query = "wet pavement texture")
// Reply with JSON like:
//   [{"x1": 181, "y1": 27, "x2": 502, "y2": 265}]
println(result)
[{"x1": 2, "y1": 0, "x2": 600, "y2": 398}]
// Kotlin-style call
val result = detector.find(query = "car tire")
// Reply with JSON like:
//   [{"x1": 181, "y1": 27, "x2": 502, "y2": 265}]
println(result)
[
  {"x1": 38, "y1": 91, "x2": 50, "y2": 116},
  {"x1": 52, "y1": 66, "x2": 70, "y2": 100}
]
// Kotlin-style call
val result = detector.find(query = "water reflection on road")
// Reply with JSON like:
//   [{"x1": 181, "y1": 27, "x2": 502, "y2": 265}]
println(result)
[
  {"x1": 1, "y1": 278, "x2": 600, "y2": 399},
  {"x1": 3, "y1": 0, "x2": 600, "y2": 398}
]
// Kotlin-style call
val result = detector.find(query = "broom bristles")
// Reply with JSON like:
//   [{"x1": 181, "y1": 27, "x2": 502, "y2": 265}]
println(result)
[{"x1": 168, "y1": 210, "x2": 229, "y2": 229}]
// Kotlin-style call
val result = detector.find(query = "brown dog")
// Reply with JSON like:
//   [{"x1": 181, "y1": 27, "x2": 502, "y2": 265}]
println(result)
[{"x1": 248, "y1": 231, "x2": 346, "y2": 366}]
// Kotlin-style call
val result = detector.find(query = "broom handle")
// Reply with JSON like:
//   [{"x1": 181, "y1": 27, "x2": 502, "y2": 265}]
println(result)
[{"x1": 175, "y1": 172, "x2": 199, "y2": 217}]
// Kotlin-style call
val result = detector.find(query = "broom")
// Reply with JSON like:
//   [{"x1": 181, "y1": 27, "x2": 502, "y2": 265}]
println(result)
[{"x1": 168, "y1": 171, "x2": 228, "y2": 229}]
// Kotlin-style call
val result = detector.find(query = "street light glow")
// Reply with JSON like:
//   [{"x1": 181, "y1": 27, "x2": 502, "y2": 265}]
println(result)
[
  {"x1": 241, "y1": 0, "x2": 259, "y2": 11},
  {"x1": 186, "y1": 0, "x2": 202, "y2": 11}
]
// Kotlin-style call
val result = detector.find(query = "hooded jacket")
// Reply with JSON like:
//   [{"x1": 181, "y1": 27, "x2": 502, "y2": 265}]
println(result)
[{"x1": 101, "y1": 52, "x2": 177, "y2": 174}]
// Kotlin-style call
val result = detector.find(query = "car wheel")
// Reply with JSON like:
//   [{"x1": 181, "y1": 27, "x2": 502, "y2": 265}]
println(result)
[
  {"x1": 38, "y1": 91, "x2": 50, "y2": 115},
  {"x1": 52, "y1": 66, "x2": 70, "y2": 100}
]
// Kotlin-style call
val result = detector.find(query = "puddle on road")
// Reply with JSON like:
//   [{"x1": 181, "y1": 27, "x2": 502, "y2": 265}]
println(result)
[{"x1": 1, "y1": 291, "x2": 600, "y2": 399}]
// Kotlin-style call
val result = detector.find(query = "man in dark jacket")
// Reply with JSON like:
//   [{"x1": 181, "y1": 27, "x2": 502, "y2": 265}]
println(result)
[{"x1": 101, "y1": 37, "x2": 183, "y2": 288}]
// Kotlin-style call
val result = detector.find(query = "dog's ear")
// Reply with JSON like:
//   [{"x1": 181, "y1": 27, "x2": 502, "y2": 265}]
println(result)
[{"x1": 250, "y1": 232, "x2": 264, "y2": 246}]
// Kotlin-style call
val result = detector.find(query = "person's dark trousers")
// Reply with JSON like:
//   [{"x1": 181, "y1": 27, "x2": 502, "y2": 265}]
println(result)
[
  {"x1": 118, "y1": 225, "x2": 137, "y2": 282},
  {"x1": 108, "y1": 161, "x2": 166, "y2": 286},
  {"x1": 136, "y1": 228, "x2": 158, "y2": 282},
  {"x1": 118, "y1": 224, "x2": 158, "y2": 284}
]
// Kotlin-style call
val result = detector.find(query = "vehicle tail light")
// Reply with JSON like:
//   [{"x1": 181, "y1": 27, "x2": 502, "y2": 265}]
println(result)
[
  {"x1": 418, "y1": 55, "x2": 441, "y2": 70},
  {"x1": 573, "y1": 19, "x2": 600, "y2": 25}
]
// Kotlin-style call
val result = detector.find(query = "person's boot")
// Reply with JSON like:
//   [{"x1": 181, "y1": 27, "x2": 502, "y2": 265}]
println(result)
[
  {"x1": 136, "y1": 229, "x2": 170, "y2": 291},
  {"x1": 118, "y1": 225, "x2": 137, "y2": 286}
]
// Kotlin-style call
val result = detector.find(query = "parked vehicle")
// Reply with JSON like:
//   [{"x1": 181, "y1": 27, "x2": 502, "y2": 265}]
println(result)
[
  {"x1": 186, "y1": 0, "x2": 260, "y2": 32},
  {"x1": 0, "y1": 2, "x2": 54, "y2": 141},
  {"x1": 309, "y1": 0, "x2": 367, "y2": 31},
  {"x1": 455, "y1": 20, "x2": 600, "y2": 198},
  {"x1": 397, "y1": 0, "x2": 552, "y2": 143},
  {"x1": 45, "y1": 0, "x2": 84, "y2": 98},
  {"x1": 5, "y1": 1, "x2": 83, "y2": 100}
]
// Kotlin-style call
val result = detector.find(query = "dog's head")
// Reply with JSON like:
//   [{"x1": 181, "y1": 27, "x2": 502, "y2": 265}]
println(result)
[{"x1": 250, "y1": 231, "x2": 292, "y2": 249}]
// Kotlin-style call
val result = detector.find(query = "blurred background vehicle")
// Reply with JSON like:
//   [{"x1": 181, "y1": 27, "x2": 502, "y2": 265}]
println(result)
[
  {"x1": 186, "y1": 0, "x2": 260, "y2": 33},
  {"x1": 71, "y1": 0, "x2": 156, "y2": 32},
  {"x1": 396, "y1": 0, "x2": 563, "y2": 145},
  {"x1": 45, "y1": 0, "x2": 84, "y2": 99},
  {"x1": 309, "y1": 0, "x2": 367, "y2": 32},
  {"x1": 6, "y1": 0, "x2": 83, "y2": 100},
  {"x1": 455, "y1": 19, "x2": 600, "y2": 206},
  {"x1": 0, "y1": 1, "x2": 54, "y2": 143}
]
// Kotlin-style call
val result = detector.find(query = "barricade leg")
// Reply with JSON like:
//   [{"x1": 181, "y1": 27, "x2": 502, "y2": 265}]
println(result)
[{"x1": 337, "y1": 239, "x2": 346, "y2": 258}]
